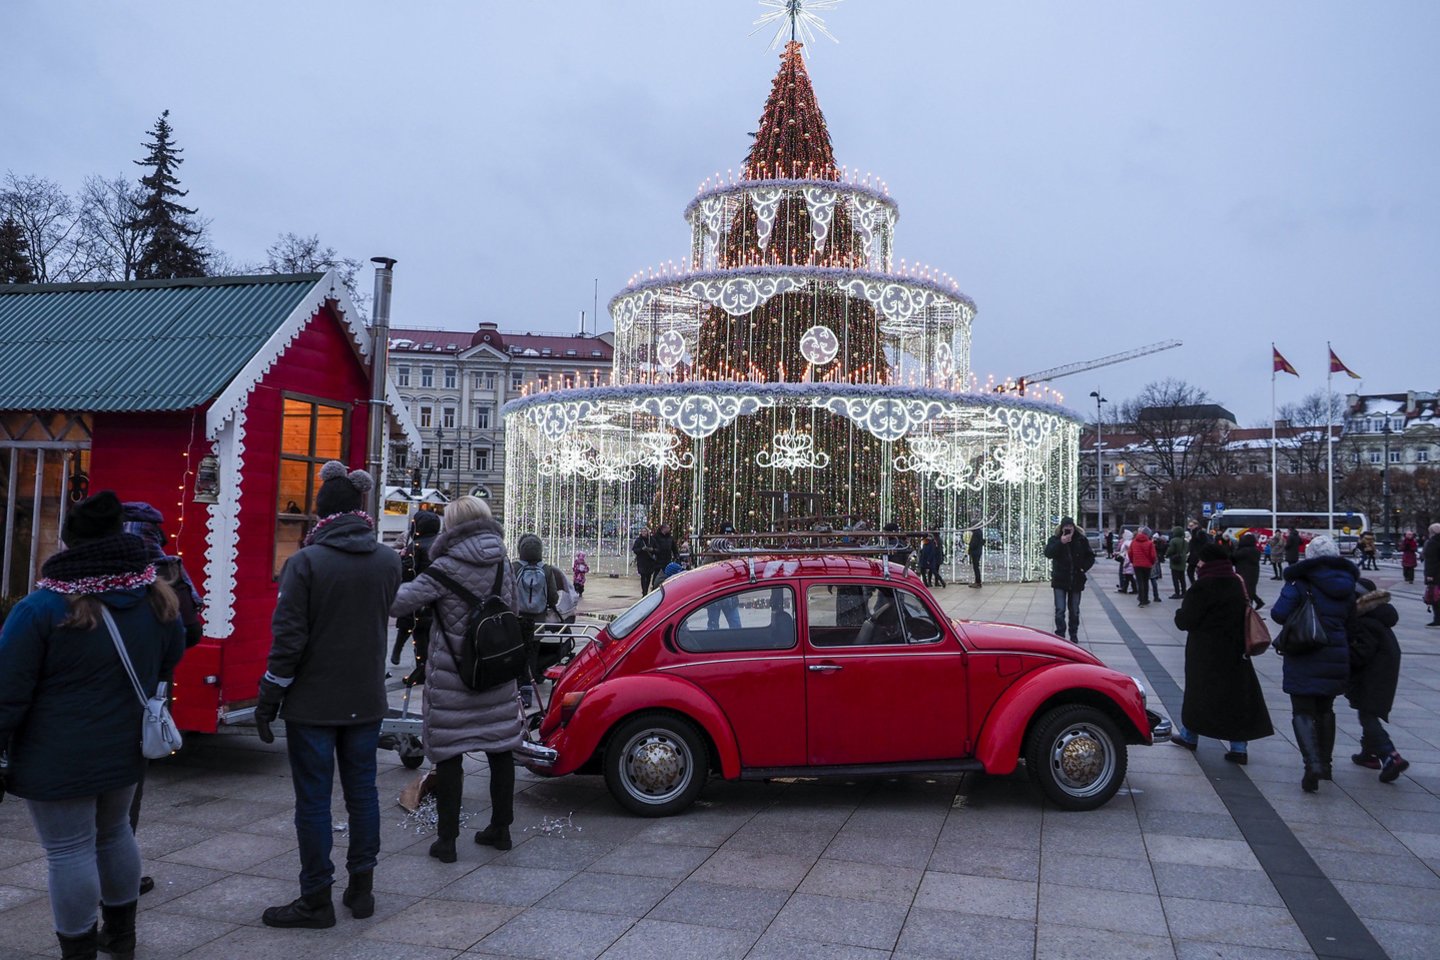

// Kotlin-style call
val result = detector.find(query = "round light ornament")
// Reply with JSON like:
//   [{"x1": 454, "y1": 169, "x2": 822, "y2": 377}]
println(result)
[
  {"x1": 655, "y1": 330, "x2": 686, "y2": 370},
  {"x1": 799, "y1": 325, "x2": 840, "y2": 366}
]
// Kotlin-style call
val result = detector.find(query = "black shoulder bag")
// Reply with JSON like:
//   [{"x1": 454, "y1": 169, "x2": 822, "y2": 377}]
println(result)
[{"x1": 1273, "y1": 585, "x2": 1326, "y2": 656}]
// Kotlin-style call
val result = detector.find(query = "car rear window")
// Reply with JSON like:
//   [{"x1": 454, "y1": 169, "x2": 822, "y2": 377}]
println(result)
[
  {"x1": 676, "y1": 586, "x2": 796, "y2": 653},
  {"x1": 608, "y1": 588, "x2": 664, "y2": 640}
]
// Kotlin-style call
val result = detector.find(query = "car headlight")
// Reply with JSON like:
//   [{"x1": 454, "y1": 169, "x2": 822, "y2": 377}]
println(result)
[{"x1": 1129, "y1": 676, "x2": 1147, "y2": 707}]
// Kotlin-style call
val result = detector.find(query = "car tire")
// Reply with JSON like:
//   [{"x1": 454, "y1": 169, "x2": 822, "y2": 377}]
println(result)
[
  {"x1": 603, "y1": 712, "x2": 709, "y2": 817},
  {"x1": 1025, "y1": 704, "x2": 1127, "y2": 811}
]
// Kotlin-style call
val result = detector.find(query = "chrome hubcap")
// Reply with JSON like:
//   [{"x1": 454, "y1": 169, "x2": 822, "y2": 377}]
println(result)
[
  {"x1": 1050, "y1": 723, "x2": 1115, "y2": 797},
  {"x1": 620, "y1": 729, "x2": 691, "y2": 804}
]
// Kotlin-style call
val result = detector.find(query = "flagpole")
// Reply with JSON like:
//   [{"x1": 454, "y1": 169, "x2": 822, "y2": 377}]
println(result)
[
  {"x1": 1326, "y1": 342, "x2": 1335, "y2": 535},
  {"x1": 1271, "y1": 345, "x2": 1278, "y2": 536}
]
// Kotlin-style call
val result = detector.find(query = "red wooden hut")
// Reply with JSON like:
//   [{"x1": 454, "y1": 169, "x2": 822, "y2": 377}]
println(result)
[{"x1": 0, "y1": 273, "x2": 417, "y2": 731}]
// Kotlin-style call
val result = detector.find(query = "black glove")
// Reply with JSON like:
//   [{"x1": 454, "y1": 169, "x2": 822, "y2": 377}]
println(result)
[
  {"x1": 403, "y1": 661, "x2": 426, "y2": 687},
  {"x1": 255, "y1": 676, "x2": 286, "y2": 744}
]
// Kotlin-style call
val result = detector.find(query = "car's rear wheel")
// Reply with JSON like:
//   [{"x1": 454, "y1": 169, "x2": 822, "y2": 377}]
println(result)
[
  {"x1": 1025, "y1": 704, "x2": 1127, "y2": 811},
  {"x1": 604, "y1": 712, "x2": 708, "y2": 817}
]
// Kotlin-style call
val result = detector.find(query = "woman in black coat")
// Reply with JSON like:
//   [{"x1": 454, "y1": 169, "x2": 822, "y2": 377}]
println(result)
[
  {"x1": 1347, "y1": 580, "x2": 1409, "y2": 782},
  {"x1": 1171, "y1": 543, "x2": 1273, "y2": 762},
  {"x1": 1232, "y1": 533, "x2": 1263, "y2": 610}
]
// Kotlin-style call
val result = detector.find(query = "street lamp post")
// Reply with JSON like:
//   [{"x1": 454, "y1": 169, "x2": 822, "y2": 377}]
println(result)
[
  {"x1": 1381, "y1": 422, "x2": 1393, "y2": 554},
  {"x1": 433, "y1": 425, "x2": 444, "y2": 494},
  {"x1": 1090, "y1": 391, "x2": 1108, "y2": 536}
]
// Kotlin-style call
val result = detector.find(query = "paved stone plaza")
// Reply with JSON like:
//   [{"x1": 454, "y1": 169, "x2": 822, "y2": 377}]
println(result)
[{"x1": 1, "y1": 564, "x2": 1436, "y2": 960}]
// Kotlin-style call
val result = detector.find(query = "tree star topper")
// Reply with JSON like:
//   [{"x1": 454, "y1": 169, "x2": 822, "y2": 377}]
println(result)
[{"x1": 754, "y1": 0, "x2": 842, "y2": 53}]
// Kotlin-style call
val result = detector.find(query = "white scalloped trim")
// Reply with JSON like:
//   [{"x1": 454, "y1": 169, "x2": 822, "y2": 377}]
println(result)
[{"x1": 202, "y1": 408, "x2": 246, "y2": 639}]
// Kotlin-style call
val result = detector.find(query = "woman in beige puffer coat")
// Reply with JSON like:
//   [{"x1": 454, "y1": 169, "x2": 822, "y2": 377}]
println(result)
[{"x1": 391, "y1": 496, "x2": 524, "y2": 861}]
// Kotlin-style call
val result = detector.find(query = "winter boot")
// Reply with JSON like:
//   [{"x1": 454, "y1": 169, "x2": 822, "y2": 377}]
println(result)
[
  {"x1": 1317, "y1": 712, "x2": 1336, "y2": 781},
  {"x1": 428, "y1": 837, "x2": 457, "y2": 863},
  {"x1": 57, "y1": 926, "x2": 98, "y2": 960},
  {"x1": 261, "y1": 886, "x2": 335, "y2": 929},
  {"x1": 1292, "y1": 715, "x2": 1324, "y2": 793},
  {"x1": 1379, "y1": 752, "x2": 1411, "y2": 784},
  {"x1": 95, "y1": 900, "x2": 137, "y2": 959},
  {"x1": 342, "y1": 870, "x2": 374, "y2": 920},
  {"x1": 474, "y1": 823, "x2": 512, "y2": 851}
]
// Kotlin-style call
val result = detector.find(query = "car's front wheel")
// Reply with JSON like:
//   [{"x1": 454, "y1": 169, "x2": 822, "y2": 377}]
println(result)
[
  {"x1": 1025, "y1": 704, "x2": 1127, "y2": 811},
  {"x1": 604, "y1": 712, "x2": 709, "y2": 817}
]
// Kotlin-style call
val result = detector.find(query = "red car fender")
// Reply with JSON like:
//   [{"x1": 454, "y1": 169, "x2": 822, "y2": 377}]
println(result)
[
  {"x1": 974, "y1": 663, "x2": 1150, "y2": 775},
  {"x1": 552, "y1": 674, "x2": 742, "y2": 780}
]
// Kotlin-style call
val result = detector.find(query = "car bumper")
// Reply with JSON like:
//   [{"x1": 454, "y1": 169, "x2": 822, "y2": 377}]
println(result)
[
  {"x1": 516, "y1": 738, "x2": 559, "y2": 772},
  {"x1": 1147, "y1": 709, "x2": 1172, "y2": 744}
]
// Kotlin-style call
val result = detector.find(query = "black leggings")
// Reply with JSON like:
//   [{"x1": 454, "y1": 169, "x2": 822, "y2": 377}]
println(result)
[
  {"x1": 1290, "y1": 694, "x2": 1336, "y2": 717},
  {"x1": 433, "y1": 751, "x2": 515, "y2": 840},
  {"x1": 1171, "y1": 569, "x2": 1186, "y2": 597}
]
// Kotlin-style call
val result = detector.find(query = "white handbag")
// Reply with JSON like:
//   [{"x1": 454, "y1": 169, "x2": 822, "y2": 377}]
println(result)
[{"x1": 101, "y1": 606, "x2": 183, "y2": 759}]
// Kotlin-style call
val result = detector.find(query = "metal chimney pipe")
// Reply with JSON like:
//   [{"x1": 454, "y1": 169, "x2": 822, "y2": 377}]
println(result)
[
  {"x1": 579, "y1": 310, "x2": 586, "y2": 335},
  {"x1": 365, "y1": 257, "x2": 397, "y2": 523}
]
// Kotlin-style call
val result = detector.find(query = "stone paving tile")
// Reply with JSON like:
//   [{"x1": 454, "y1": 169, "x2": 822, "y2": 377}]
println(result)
[
  {"x1": 1150, "y1": 861, "x2": 1286, "y2": 908},
  {"x1": 1332, "y1": 879, "x2": 1440, "y2": 924},
  {"x1": 126, "y1": 911, "x2": 241, "y2": 959},
  {"x1": 1038, "y1": 882, "x2": 1169, "y2": 938},
  {"x1": 1144, "y1": 834, "x2": 1264, "y2": 872},
  {"x1": 1160, "y1": 897, "x2": 1311, "y2": 953},
  {"x1": 927, "y1": 838, "x2": 1040, "y2": 882},
  {"x1": 1171, "y1": 940, "x2": 1313, "y2": 959},
  {"x1": 628, "y1": 812, "x2": 752, "y2": 848},
  {"x1": 823, "y1": 829, "x2": 937, "y2": 869},
  {"x1": 796, "y1": 858, "x2": 923, "y2": 904},
  {"x1": 1306, "y1": 846, "x2": 1440, "y2": 890},
  {"x1": 915, "y1": 870, "x2": 1036, "y2": 920},
  {"x1": 1038, "y1": 851, "x2": 1159, "y2": 894},
  {"x1": 598, "y1": 918, "x2": 755, "y2": 960},
  {"x1": 1137, "y1": 809, "x2": 1245, "y2": 842},
  {"x1": 363, "y1": 897, "x2": 518, "y2": 950},
  {"x1": 0, "y1": 837, "x2": 44, "y2": 873},
  {"x1": 767, "y1": 892, "x2": 909, "y2": 951},
  {"x1": 537, "y1": 872, "x2": 678, "y2": 917},
  {"x1": 1040, "y1": 824, "x2": 1150, "y2": 862},
  {"x1": 686, "y1": 849, "x2": 814, "y2": 892},
  {"x1": 152, "y1": 873, "x2": 300, "y2": 926},
  {"x1": 431, "y1": 864, "x2": 576, "y2": 908},
  {"x1": 744, "y1": 931, "x2": 891, "y2": 960},
  {"x1": 893, "y1": 907, "x2": 1036, "y2": 960},
  {"x1": 487, "y1": 836, "x2": 618, "y2": 872},
  {"x1": 720, "y1": 822, "x2": 837, "y2": 859},
  {"x1": 146, "y1": 919, "x2": 351, "y2": 960},
  {"x1": 585, "y1": 842, "x2": 712, "y2": 880},
  {"x1": 477, "y1": 906, "x2": 634, "y2": 960},
  {"x1": 1034, "y1": 923, "x2": 1178, "y2": 960},
  {"x1": 133, "y1": 862, "x2": 230, "y2": 907},
  {"x1": 645, "y1": 879, "x2": 787, "y2": 931},
  {"x1": 1365, "y1": 918, "x2": 1440, "y2": 960},
  {"x1": 0, "y1": 854, "x2": 48, "y2": 892},
  {"x1": 158, "y1": 830, "x2": 296, "y2": 871}
]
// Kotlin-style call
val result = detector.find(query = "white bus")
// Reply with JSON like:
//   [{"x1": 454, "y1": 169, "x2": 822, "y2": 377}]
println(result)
[{"x1": 1208, "y1": 509, "x2": 1369, "y2": 556}]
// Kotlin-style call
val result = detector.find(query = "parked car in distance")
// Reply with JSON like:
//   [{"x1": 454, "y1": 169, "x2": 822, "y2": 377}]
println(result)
[{"x1": 526, "y1": 556, "x2": 1170, "y2": 816}]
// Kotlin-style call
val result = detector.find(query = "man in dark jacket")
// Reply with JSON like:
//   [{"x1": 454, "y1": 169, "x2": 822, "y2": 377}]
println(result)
[
  {"x1": 1044, "y1": 517, "x2": 1095, "y2": 643},
  {"x1": 1185, "y1": 519, "x2": 1208, "y2": 586},
  {"x1": 1231, "y1": 533, "x2": 1263, "y2": 610},
  {"x1": 968, "y1": 528, "x2": 984, "y2": 588},
  {"x1": 255, "y1": 462, "x2": 402, "y2": 930}
]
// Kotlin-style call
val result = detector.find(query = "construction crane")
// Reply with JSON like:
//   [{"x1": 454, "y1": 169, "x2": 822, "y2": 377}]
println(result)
[{"x1": 995, "y1": 340, "x2": 1183, "y2": 395}]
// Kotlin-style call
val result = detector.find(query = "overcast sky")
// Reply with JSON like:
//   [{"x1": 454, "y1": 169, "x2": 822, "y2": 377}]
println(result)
[{"x1": 7, "y1": 1, "x2": 1437, "y2": 426}]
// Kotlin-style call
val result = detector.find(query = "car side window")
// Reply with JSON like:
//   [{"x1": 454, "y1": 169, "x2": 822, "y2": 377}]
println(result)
[
  {"x1": 807, "y1": 585, "x2": 906, "y2": 647},
  {"x1": 897, "y1": 589, "x2": 943, "y2": 644},
  {"x1": 676, "y1": 586, "x2": 796, "y2": 653}
]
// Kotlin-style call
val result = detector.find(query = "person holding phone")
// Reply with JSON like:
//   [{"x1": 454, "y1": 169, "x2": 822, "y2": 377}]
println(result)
[{"x1": 1044, "y1": 517, "x2": 1096, "y2": 643}]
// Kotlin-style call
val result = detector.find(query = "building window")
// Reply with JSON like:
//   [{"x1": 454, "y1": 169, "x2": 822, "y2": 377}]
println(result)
[
  {"x1": 473, "y1": 447, "x2": 491, "y2": 472},
  {"x1": 421, "y1": 450, "x2": 432, "y2": 469},
  {"x1": 418, "y1": 405, "x2": 433, "y2": 428},
  {"x1": 475, "y1": 405, "x2": 492, "y2": 430},
  {"x1": 1102, "y1": 464, "x2": 1112, "y2": 477},
  {"x1": 485, "y1": 372, "x2": 497, "y2": 390},
  {"x1": 395, "y1": 364, "x2": 410, "y2": 387},
  {"x1": 394, "y1": 447, "x2": 408, "y2": 469},
  {"x1": 444, "y1": 367, "x2": 456, "y2": 389},
  {"x1": 440, "y1": 448, "x2": 455, "y2": 471},
  {"x1": 538, "y1": 372, "x2": 550, "y2": 388},
  {"x1": 511, "y1": 371, "x2": 523, "y2": 390},
  {"x1": 1418, "y1": 449, "x2": 1430, "y2": 464},
  {"x1": 1368, "y1": 450, "x2": 1381, "y2": 464},
  {"x1": 1389, "y1": 450, "x2": 1401, "y2": 464},
  {"x1": 275, "y1": 396, "x2": 350, "y2": 578},
  {"x1": 442, "y1": 407, "x2": 456, "y2": 429},
  {"x1": 563, "y1": 374, "x2": 575, "y2": 388},
  {"x1": 420, "y1": 366, "x2": 434, "y2": 388},
  {"x1": 472, "y1": 372, "x2": 483, "y2": 389}
]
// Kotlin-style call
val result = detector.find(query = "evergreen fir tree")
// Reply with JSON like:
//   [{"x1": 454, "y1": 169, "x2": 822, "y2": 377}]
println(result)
[
  {"x1": 131, "y1": 110, "x2": 207, "y2": 279},
  {"x1": 0, "y1": 216, "x2": 36, "y2": 283}
]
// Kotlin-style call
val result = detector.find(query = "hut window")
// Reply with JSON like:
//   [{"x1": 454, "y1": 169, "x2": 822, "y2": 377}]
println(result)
[{"x1": 274, "y1": 395, "x2": 351, "y2": 578}]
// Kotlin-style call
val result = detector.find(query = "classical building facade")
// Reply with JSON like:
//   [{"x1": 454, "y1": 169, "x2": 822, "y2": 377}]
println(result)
[{"x1": 387, "y1": 322, "x2": 614, "y2": 513}]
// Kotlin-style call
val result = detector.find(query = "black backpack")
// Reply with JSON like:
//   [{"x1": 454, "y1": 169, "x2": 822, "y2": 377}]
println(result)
[{"x1": 427, "y1": 565, "x2": 526, "y2": 691}]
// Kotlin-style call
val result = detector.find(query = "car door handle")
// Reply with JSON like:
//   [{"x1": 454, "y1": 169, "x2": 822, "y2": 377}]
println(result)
[{"x1": 807, "y1": 663, "x2": 843, "y2": 673}]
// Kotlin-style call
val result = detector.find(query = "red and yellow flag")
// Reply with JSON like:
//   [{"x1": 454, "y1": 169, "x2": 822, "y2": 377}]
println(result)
[
  {"x1": 1272, "y1": 345, "x2": 1299, "y2": 377},
  {"x1": 1329, "y1": 346, "x2": 1361, "y2": 380}
]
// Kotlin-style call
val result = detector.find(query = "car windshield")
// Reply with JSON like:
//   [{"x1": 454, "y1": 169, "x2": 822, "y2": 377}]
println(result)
[{"x1": 608, "y1": 588, "x2": 664, "y2": 640}]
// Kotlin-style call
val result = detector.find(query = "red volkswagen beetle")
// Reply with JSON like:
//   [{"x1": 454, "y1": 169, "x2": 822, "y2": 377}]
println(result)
[{"x1": 526, "y1": 557, "x2": 1170, "y2": 816}]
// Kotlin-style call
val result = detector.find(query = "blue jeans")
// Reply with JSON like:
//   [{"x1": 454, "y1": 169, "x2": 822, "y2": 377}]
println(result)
[
  {"x1": 1177, "y1": 725, "x2": 1246, "y2": 753},
  {"x1": 1053, "y1": 588, "x2": 1082, "y2": 638},
  {"x1": 1357, "y1": 711, "x2": 1394, "y2": 756},
  {"x1": 26, "y1": 785, "x2": 141, "y2": 936},
  {"x1": 285, "y1": 721, "x2": 381, "y2": 895}
]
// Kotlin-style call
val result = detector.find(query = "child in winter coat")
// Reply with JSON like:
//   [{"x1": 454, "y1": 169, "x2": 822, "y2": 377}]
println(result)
[
  {"x1": 1348, "y1": 579, "x2": 1409, "y2": 782},
  {"x1": 572, "y1": 551, "x2": 589, "y2": 597}
]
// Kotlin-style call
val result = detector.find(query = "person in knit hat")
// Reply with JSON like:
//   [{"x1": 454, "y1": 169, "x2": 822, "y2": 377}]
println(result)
[
  {"x1": 255, "y1": 462, "x2": 401, "y2": 931},
  {"x1": 0, "y1": 492, "x2": 185, "y2": 959}
]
